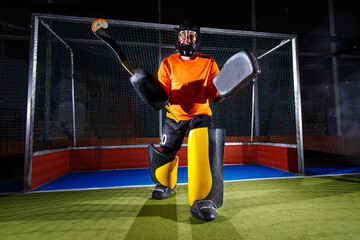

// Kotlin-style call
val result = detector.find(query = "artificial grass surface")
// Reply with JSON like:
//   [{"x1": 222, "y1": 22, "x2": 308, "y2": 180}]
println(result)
[{"x1": 1, "y1": 174, "x2": 360, "y2": 240}]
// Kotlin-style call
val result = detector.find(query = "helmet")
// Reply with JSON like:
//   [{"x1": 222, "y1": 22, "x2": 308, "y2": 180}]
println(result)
[{"x1": 176, "y1": 19, "x2": 201, "y2": 57}]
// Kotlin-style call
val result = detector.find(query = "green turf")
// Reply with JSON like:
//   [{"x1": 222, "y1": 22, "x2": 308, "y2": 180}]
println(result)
[{"x1": 1, "y1": 175, "x2": 360, "y2": 240}]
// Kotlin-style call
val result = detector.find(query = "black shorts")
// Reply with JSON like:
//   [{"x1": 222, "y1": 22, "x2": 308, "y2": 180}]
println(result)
[{"x1": 160, "y1": 115, "x2": 214, "y2": 156}]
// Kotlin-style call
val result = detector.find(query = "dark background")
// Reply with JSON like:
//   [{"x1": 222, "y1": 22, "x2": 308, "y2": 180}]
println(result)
[{"x1": 1, "y1": 0, "x2": 360, "y2": 193}]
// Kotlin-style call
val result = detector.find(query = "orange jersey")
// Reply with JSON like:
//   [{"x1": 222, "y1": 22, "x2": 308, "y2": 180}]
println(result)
[{"x1": 158, "y1": 53, "x2": 220, "y2": 121}]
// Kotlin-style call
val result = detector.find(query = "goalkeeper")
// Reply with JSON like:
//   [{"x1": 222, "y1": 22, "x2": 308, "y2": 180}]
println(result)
[{"x1": 146, "y1": 19, "x2": 225, "y2": 221}]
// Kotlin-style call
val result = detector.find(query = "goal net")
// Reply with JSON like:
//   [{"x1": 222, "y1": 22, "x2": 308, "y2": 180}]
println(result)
[{"x1": 26, "y1": 14, "x2": 303, "y2": 177}]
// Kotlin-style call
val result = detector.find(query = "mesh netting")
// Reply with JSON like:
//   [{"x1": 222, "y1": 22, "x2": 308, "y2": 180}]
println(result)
[{"x1": 31, "y1": 16, "x2": 296, "y2": 152}]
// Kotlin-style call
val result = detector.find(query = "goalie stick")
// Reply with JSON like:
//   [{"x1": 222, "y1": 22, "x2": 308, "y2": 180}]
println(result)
[{"x1": 91, "y1": 19, "x2": 180, "y2": 122}]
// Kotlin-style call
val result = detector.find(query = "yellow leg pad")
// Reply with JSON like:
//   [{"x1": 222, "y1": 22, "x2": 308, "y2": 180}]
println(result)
[
  {"x1": 188, "y1": 127, "x2": 212, "y2": 206},
  {"x1": 155, "y1": 156, "x2": 179, "y2": 189}
]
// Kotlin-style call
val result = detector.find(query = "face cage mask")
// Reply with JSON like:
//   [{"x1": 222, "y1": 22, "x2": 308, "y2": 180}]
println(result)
[{"x1": 176, "y1": 30, "x2": 200, "y2": 57}]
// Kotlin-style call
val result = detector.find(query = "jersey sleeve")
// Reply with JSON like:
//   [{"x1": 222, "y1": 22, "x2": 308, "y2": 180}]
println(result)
[{"x1": 157, "y1": 59, "x2": 171, "y2": 95}]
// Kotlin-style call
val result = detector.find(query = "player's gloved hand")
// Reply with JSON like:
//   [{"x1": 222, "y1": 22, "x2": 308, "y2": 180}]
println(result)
[{"x1": 130, "y1": 68, "x2": 169, "y2": 111}]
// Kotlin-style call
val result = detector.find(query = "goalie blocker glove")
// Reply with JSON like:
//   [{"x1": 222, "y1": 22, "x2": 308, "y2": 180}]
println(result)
[
  {"x1": 213, "y1": 50, "x2": 260, "y2": 98},
  {"x1": 130, "y1": 68, "x2": 169, "y2": 111}
]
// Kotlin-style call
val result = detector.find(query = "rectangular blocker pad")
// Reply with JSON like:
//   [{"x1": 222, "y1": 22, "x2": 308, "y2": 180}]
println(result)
[{"x1": 213, "y1": 50, "x2": 260, "y2": 98}]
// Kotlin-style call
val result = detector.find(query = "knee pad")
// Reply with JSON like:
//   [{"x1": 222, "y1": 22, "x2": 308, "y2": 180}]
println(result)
[
  {"x1": 187, "y1": 127, "x2": 226, "y2": 208},
  {"x1": 148, "y1": 143, "x2": 179, "y2": 189}
]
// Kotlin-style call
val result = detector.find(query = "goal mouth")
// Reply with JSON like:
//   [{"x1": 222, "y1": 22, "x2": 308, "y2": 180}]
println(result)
[{"x1": 24, "y1": 13, "x2": 302, "y2": 190}]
